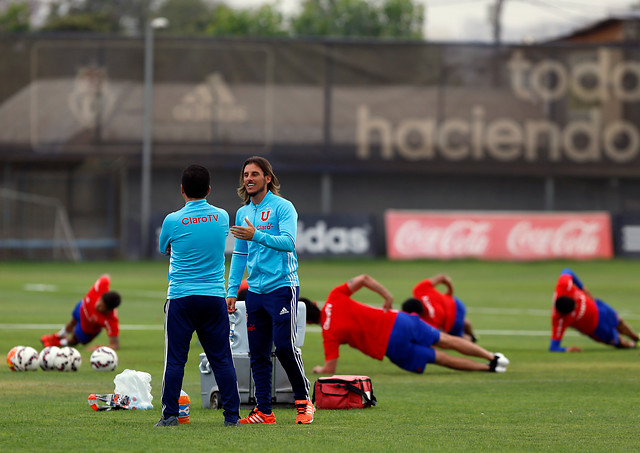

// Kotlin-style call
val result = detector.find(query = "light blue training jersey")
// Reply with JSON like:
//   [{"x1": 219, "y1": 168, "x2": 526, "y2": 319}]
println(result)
[
  {"x1": 227, "y1": 190, "x2": 300, "y2": 297},
  {"x1": 159, "y1": 199, "x2": 229, "y2": 299}
]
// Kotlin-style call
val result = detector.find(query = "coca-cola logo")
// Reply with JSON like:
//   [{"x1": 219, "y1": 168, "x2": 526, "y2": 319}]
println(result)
[
  {"x1": 506, "y1": 220, "x2": 602, "y2": 257},
  {"x1": 393, "y1": 220, "x2": 491, "y2": 257},
  {"x1": 387, "y1": 212, "x2": 611, "y2": 260}
]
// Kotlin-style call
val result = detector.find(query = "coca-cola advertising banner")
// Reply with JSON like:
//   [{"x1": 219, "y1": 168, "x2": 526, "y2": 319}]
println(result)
[{"x1": 385, "y1": 211, "x2": 613, "y2": 261}]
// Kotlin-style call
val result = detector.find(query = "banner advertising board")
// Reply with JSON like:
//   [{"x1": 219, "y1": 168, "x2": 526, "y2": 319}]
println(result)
[
  {"x1": 3, "y1": 37, "x2": 640, "y2": 178},
  {"x1": 613, "y1": 214, "x2": 640, "y2": 258},
  {"x1": 296, "y1": 214, "x2": 378, "y2": 259},
  {"x1": 385, "y1": 211, "x2": 613, "y2": 261}
]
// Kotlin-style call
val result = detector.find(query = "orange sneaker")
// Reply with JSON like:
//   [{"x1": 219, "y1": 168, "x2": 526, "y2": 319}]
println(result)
[
  {"x1": 295, "y1": 400, "x2": 315, "y2": 424},
  {"x1": 239, "y1": 408, "x2": 276, "y2": 424},
  {"x1": 40, "y1": 334, "x2": 61, "y2": 347}
]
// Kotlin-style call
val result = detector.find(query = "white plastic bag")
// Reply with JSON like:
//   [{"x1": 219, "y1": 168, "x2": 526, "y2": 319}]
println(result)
[{"x1": 113, "y1": 369, "x2": 153, "y2": 410}]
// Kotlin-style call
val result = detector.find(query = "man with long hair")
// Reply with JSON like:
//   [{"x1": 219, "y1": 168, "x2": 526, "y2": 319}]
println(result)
[{"x1": 226, "y1": 156, "x2": 314, "y2": 425}]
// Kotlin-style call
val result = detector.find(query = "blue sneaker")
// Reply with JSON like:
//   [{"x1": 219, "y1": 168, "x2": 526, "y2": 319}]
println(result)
[
  {"x1": 224, "y1": 420, "x2": 240, "y2": 427},
  {"x1": 154, "y1": 416, "x2": 179, "y2": 427}
]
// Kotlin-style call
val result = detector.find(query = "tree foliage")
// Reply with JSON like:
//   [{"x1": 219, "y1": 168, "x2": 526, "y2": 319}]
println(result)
[
  {"x1": 0, "y1": 2, "x2": 30, "y2": 33},
  {"x1": 34, "y1": 0, "x2": 424, "y2": 39},
  {"x1": 380, "y1": 0, "x2": 423, "y2": 39},
  {"x1": 157, "y1": 0, "x2": 213, "y2": 35},
  {"x1": 291, "y1": 0, "x2": 424, "y2": 39},
  {"x1": 205, "y1": 3, "x2": 287, "y2": 37},
  {"x1": 42, "y1": 0, "x2": 157, "y2": 34}
]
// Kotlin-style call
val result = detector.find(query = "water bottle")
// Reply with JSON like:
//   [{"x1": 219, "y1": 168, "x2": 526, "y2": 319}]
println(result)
[
  {"x1": 229, "y1": 323, "x2": 239, "y2": 348},
  {"x1": 128, "y1": 395, "x2": 141, "y2": 410},
  {"x1": 178, "y1": 390, "x2": 190, "y2": 424}
]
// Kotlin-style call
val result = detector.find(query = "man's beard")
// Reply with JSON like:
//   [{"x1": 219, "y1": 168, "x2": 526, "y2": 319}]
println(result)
[{"x1": 248, "y1": 184, "x2": 267, "y2": 198}]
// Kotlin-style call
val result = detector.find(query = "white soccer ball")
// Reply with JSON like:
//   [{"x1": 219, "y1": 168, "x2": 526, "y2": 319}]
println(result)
[
  {"x1": 68, "y1": 347, "x2": 82, "y2": 371},
  {"x1": 7, "y1": 345, "x2": 25, "y2": 371},
  {"x1": 16, "y1": 346, "x2": 39, "y2": 371},
  {"x1": 39, "y1": 346, "x2": 60, "y2": 371},
  {"x1": 53, "y1": 347, "x2": 71, "y2": 371},
  {"x1": 90, "y1": 346, "x2": 118, "y2": 372}
]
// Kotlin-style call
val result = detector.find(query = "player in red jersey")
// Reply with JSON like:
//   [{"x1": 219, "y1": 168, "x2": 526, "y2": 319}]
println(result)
[
  {"x1": 236, "y1": 279, "x2": 249, "y2": 301},
  {"x1": 401, "y1": 274, "x2": 477, "y2": 342},
  {"x1": 40, "y1": 274, "x2": 121, "y2": 350},
  {"x1": 301, "y1": 275, "x2": 508, "y2": 374},
  {"x1": 550, "y1": 268, "x2": 638, "y2": 352}
]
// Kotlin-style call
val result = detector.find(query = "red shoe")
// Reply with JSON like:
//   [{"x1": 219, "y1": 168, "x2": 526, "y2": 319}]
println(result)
[
  {"x1": 239, "y1": 408, "x2": 276, "y2": 424},
  {"x1": 295, "y1": 400, "x2": 315, "y2": 424},
  {"x1": 40, "y1": 334, "x2": 61, "y2": 347}
]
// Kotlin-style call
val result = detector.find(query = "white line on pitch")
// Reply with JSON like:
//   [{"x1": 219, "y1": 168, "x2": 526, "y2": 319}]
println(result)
[
  {"x1": 0, "y1": 323, "x2": 163, "y2": 330},
  {"x1": 467, "y1": 307, "x2": 640, "y2": 321},
  {"x1": 0, "y1": 325, "x2": 582, "y2": 337}
]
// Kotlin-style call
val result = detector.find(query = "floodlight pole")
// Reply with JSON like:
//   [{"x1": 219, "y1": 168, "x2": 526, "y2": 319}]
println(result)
[
  {"x1": 140, "y1": 17, "x2": 168, "y2": 258},
  {"x1": 491, "y1": 0, "x2": 504, "y2": 45}
]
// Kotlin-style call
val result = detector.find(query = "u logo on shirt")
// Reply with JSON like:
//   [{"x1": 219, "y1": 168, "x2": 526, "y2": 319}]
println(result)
[{"x1": 261, "y1": 210, "x2": 271, "y2": 221}]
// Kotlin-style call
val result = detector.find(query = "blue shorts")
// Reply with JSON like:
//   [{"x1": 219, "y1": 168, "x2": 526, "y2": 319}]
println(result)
[
  {"x1": 386, "y1": 312, "x2": 441, "y2": 374},
  {"x1": 591, "y1": 299, "x2": 620, "y2": 345},
  {"x1": 448, "y1": 297, "x2": 466, "y2": 337},
  {"x1": 71, "y1": 301, "x2": 99, "y2": 344}
]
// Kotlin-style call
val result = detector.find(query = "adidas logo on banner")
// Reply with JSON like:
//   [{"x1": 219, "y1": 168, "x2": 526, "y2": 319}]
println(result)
[
  {"x1": 279, "y1": 307, "x2": 289, "y2": 315},
  {"x1": 172, "y1": 72, "x2": 247, "y2": 123}
]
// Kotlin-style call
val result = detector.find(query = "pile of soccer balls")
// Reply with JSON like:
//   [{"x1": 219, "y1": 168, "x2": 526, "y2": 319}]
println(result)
[{"x1": 7, "y1": 345, "x2": 118, "y2": 372}]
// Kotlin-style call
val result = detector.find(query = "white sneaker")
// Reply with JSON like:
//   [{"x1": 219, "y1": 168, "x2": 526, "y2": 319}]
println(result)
[{"x1": 494, "y1": 353, "x2": 509, "y2": 367}]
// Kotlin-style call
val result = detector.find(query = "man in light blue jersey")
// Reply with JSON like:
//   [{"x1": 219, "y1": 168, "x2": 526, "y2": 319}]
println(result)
[
  {"x1": 156, "y1": 164, "x2": 240, "y2": 428},
  {"x1": 226, "y1": 156, "x2": 314, "y2": 425}
]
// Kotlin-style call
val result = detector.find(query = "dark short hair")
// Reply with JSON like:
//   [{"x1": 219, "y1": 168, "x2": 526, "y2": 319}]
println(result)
[
  {"x1": 102, "y1": 291, "x2": 121, "y2": 310},
  {"x1": 555, "y1": 296, "x2": 575, "y2": 314},
  {"x1": 402, "y1": 298, "x2": 424, "y2": 315},
  {"x1": 182, "y1": 164, "x2": 210, "y2": 199},
  {"x1": 300, "y1": 297, "x2": 321, "y2": 324}
]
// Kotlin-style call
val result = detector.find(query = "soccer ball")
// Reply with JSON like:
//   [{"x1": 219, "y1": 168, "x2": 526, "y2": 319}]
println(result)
[
  {"x1": 53, "y1": 347, "x2": 71, "y2": 371},
  {"x1": 39, "y1": 346, "x2": 60, "y2": 371},
  {"x1": 68, "y1": 347, "x2": 82, "y2": 371},
  {"x1": 7, "y1": 345, "x2": 25, "y2": 371},
  {"x1": 90, "y1": 346, "x2": 118, "y2": 372},
  {"x1": 15, "y1": 346, "x2": 39, "y2": 371}
]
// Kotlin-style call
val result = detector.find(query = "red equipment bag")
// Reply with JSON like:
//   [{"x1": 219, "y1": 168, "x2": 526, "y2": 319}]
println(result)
[{"x1": 312, "y1": 375, "x2": 377, "y2": 410}]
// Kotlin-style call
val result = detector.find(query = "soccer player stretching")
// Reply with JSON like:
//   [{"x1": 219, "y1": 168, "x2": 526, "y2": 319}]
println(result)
[
  {"x1": 41, "y1": 274, "x2": 120, "y2": 351},
  {"x1": 550, "y1": 268, "x2": 639, "y2": 352},
  {"x1": 402, "y1": 273, "x2": 477, "y2": 342},
  {"x1": 303, "y1": 274, "x2": 509, "y2": 375}
]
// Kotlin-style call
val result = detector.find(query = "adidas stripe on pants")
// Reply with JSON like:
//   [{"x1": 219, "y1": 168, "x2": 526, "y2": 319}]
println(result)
[{"x1": 245, "y1": 286, "x2": 311, "y2": 414}]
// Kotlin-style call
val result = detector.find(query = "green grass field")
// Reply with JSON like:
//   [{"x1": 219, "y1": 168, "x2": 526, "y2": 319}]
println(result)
[{"x1": 2, "y1": 259, "x2": 640, "y2": 452}]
